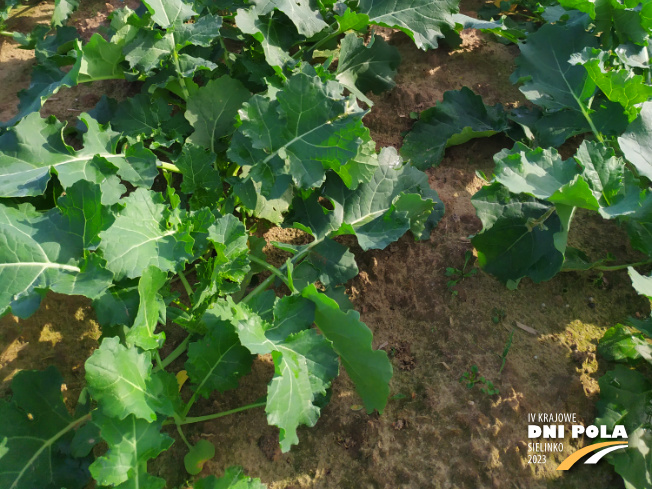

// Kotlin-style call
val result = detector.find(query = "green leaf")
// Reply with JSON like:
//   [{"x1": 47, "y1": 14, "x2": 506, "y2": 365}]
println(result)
[
  {"x1": 629, "y1": 267, "x2": 652, "y2": 299},
  {"x1": 85, "y1": 337, "x2": 176, "y2": 421},
  {"x1": 229, "y1": 70, "x2": 368, "y2": 191},
  {"x1": 175, "y1": 143, "x2": 222, "y2": 203},
  {"x1": 619, "y1": 102, "x2": 652, "y2": 181},
  {"x1": 471, "y1": 183, "x2": 567, "y2": 284},
  {"x1": 572, "y1": 47, "x2": 652, "y2": 121},
  {"x1": 322, "y1": 148, "x2": 444, "y2": 249},
  {"x1": 626, "y1": 208, "x2": 652, "y2": 257},
  {"x1": 92, "y1": 285, "x2": 140, "y2": 328},
  {"x1": 248, "y1": 0, "x2": 328, "y2": 37},
  {"x1": 511, "y1": 22, "x2": 598, "y2": 112},
  {"x1": 59, "y1": 180, "x2": 115, "y2": 250},
  {"x1": 175, "y1": 13, "x2": 222, "y2": 47},
  {"x1": 185, "y1": 309, "x2": 253, "y2": 398},
  {"x1": 99, "y1": 188, "x2": 194, "y2": 281},
  {"x1": 126, "y1": 266, "x2": 168, "y2": 351},
  {"x1": 574, "y1": 140, "x2": 633, "y2": 217},
  {"x1": 0, "y1": 113, "x2": 157, "y2": 198},
  {"x1": 359, "y1": 0, "x2": 458, "y2": 50},
  {"x1": 596, "y1": 366, "x2": 652, "y2": 489},
  {"x1": 265, "y1": 295, "x2": 316, "y2": 341},
  {"x1": 302, "y1": 284, "x2": 392, "y2": 413},
  {"x1": 79, "y1": 33, "x2": 125, "y2": 82},
  {"x1": 401, "y1": 87, "x2": 509, "y2": 170},
  {"x1": 598, "y1": 324, "x2": 652, "y2": 363},
  {"x1": 0, "y1": 367, "x2": 92, "y2": 489},
  {"x1": 142, "y1": 0, "x2": 196, "y2": 28},
  {"x1": 89, "y1": 412, "x2": 173, "y2": 488},
  {"x1": 185, "y1": 76, "x2": 252, "y2": 152},
  {"x1": 195, "y1": 466, "x2": 267, "y2": 489},
  {"x1": 213, "y1": 298, "x2": 338, "y2": 451},
  {"x1": 335, "y1": 33, "x2": 400, "y2": 105},
  {"x1": 184, "y1": 440, "x2": 215, "y2": 475},
  {"x1": 305, "y1": 239, "x2": 358, "y2": 287},
  {"x1": 492, "y1": 143, "x2": 599, "y2": 210},
  {"x1": 236, "y1": 8, "x2": 301, "y2": 70},
  {"x1": 194, "y1": 213, "x2": 251, "y2": 301},
  {"x1": 0, "y1": 200, "x2": 113, "y2": 318},
  {"x1": 124, "y1": 30, "x2": 175, "y2": 73},
  {"x1": 52, "y1": 0, "x2": 79, "y2": 27}
]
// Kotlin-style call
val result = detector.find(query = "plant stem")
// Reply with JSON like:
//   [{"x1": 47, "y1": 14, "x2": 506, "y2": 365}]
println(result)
[
  {"x1": 249, "y1": 255, "x2": 292, "y2": 289},
  {"x1": 171, "y1": 48, "x2": 190, "y2": 100},
  {"x1": 592, "y1": 259, "x2": 652, "y2": 272},
  {"x1": 242, "y1": 239, "x2": 319, "y2": 304},
  {"x1": 563, "y1": 259, "x2": 652, "y2": 272},
  {"x1": 178, "y1": 270, "x2": 194, "y2": 300},
  {"x1": 219, "y1": 37, "x2": 232, "y2": 69},
  {"x1": 292, "y1": 25, "x2": 340, "y2": 60},
  {"x1": 157, "y1": 161, "x2": 182, "y2": 173},
  {"x1": 168, "y1": 401, "x2": 267, "y2": 426},
  {"x1": 0, "y1": 30, "x2": 13, "y2": 37},
  {"x1": 155, "y1": 335, "x2": 192, "y2": 372},
  {"x1": 175, "y1": 417, "x2": 193, "y2": 449}
]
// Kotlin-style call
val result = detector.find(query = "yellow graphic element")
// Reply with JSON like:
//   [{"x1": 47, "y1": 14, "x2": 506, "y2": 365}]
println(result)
[
  {"x1": 556, "y1": 441, "x2": 628, "y2": 470},
  {"x1": 176, "y1": 370, "x2": 189, "y2": 391}
]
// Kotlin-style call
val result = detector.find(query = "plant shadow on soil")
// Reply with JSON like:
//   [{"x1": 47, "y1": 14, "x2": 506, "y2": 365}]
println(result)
[{"x1": 1, "y1": 1, "x2": 650, "y2": 488}]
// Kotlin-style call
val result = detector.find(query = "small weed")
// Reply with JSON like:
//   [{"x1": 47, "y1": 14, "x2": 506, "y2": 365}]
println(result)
[
  {"x1": 491, "y1": 307, "x2": 506, "y2": 324},
  {"x1": 498, "y1": 329, "x2": 514, "y2": 374},
  {"x1": 446, "y1": 250, "x2": 477, "y2": 295},
  {"x1": 459, "y1": 365, "x2": 499, "y2": 396}
]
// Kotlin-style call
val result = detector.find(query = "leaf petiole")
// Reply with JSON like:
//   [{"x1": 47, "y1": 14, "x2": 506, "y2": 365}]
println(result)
[{"x1": 166, "y1": 401, "x2": 267, "y2": 426}]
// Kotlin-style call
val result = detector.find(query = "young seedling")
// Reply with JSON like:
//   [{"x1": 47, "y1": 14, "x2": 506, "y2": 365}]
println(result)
[
  {"x1": 491, "y1": 308, "x2": 506, "y2": 324},
  {"x1": 459, "y1": 365, "x2": 500, "y2": 396},
  {"x1": 446, "y1": 250, "x2": 478, "y2": 295}
]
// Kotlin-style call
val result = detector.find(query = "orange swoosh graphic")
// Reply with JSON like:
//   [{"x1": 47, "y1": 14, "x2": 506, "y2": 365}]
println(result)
[{"x1": 557, "y1": 441, "x2": 628, "y2": 470}]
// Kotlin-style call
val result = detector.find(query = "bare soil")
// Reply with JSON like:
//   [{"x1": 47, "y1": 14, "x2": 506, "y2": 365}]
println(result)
[{"x1": 0, "y1": 2, "x2": 649, "y2": 489}]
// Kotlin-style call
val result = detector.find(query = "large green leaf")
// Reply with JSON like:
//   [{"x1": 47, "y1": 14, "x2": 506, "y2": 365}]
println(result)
[
  {"x1": 596, "y1": 366, "x2": 652, "y2": 489},
  {"x1": 322, "y1": 148, "x2": 444, "y2": 249},
  {"x1": 572, "y1": 47, "x2": 652, "y2": 121},
  {"x1": 573, "y1": 140, "x2": 638, "y2": 218},
  {"x1": 471, "y1": 183, "x2": 569, "y2": 284},
  {"x1": 598, "y1": 324, "x2": 652, "y2": 363},
  {"x1": 185, "y1": 308, "x2": 254, "y2": 398},
  {"x1": 228, "y1": 70, "x2": 369, "y2": 192},
  {"x1": 98, "y1": 188, "x2": 194, "y2": 281},
  {"x1": 52, "y1": 0, "x2": 79, "y2": 27},
  {"x1": 359, "y1": 0, "x2": 458, "y2": 50},
  {"x1": 492, "y1": 143, "x2": 599, "y2": 210},
  {"x1": 79, "y1": 33, "x2": 125, "y2": 82},
  {"x1": 335, "y1": 33, "x2": 400, "y2": 105},
  {"x1": 85, "y1": 337, "x2": 177, "y2": 421},
  {"x1": 0, "y1": 195, "x2": 113, "y2": 318},
  {"x1": 235, "y1": 8, "x2": 301, "y2": 70},
  {"x1": 248, "y1": 0, "x2": 328, "y2": 37},
  {"x1": 213, "y1": 298, "x2": 338, "y2": 452},
  {"x1": 511, "y1": 22, "x2": 598, "y2": 112},
  {"x1": 401, "y1": 87, "x2": 509, "y2": 169},
  {"x1": 185, "y1": 76, "x2": 252, "y2": 152},
  {"x1": 619, "y1": 101, "x2": 652, "y2": 181},
  {"x1": 142, "y1": 0, "x2": 196, "y2": 28},
  {"x1": 0, "y1": 113, "x2": 157, "y2": 198},
  {"x1": 89, "y1": 412, "x2": 172, "y2": 489},
  {"x1": 302, "y1": 285, "x2": 392, "y2": 413},
  {"x1": 195, "y1": 466, "x2": 267, "y2": 489},
  {"x1": 0, "y1": 367, "x2": 92, "y2": 489}
]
